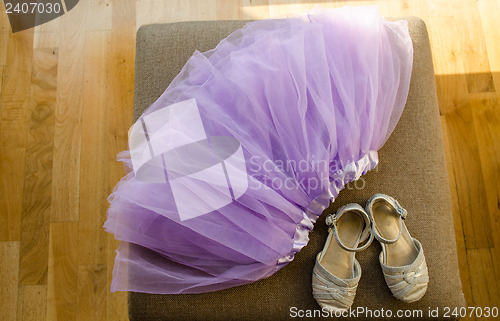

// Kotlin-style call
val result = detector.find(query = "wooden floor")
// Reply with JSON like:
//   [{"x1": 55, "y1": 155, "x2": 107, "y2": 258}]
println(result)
[{"x1": 0, "y1": 0, "x2": 498, "y2": 320}]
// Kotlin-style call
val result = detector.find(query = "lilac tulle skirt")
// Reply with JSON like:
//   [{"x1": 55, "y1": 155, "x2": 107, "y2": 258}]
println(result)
[{"x1": 104, "y1": 6, "x2": 413, "y2": 294}]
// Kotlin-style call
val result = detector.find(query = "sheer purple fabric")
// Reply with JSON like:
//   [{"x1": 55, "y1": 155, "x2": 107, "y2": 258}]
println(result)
[{"x1": 104, "y1": 6, "x2": 413, "y2": 294}]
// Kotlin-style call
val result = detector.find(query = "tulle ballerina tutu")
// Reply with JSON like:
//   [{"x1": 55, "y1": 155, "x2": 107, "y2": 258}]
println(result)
[{"x1": 104, "y1": 6, "x2": 413, "y2": 294}]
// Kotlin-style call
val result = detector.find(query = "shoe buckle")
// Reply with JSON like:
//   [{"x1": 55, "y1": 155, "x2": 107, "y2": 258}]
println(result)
[
  {"x1": 325, "y1": 214, "x2": 336, "y2": 226},
  {"x1": 393, "y1": 199, "x2": 407, "y2": 220}
]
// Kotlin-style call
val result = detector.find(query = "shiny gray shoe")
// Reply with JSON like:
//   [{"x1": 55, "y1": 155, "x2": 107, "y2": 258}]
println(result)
[
  {"x1": 312, "y1": 204, "x2": 373, "y2": 312},
  {"x1": 365, "y1": 194, "x2": 429, "y2": 303}
]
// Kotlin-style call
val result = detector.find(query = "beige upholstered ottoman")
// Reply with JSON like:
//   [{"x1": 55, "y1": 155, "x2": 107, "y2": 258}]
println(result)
[{"x1": 127, "y1": 18, "x2": 466, "y2": 320}]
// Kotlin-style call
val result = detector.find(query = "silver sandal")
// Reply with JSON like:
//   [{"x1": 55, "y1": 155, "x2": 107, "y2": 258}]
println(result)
[
  {"x1": 312, "y1": 203, "x2": 373, "y2": 312},
  {"x1": 365, "y1": 194, "x2": 429, "y2": 303}
]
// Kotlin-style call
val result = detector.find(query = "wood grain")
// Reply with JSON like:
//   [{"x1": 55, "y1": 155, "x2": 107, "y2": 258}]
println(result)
[
  {"x1": 33, "y1": 8, "x2": 60, "y2": 49},
  {"x1": 0, "y1": 66, "x2": 4, "y2": 97},
  {"x1": 0, "y1": 242, "x2": 20, "y2": 321},
  {"x1": 0, "y1": 0, "x2": 7, "y2": 100},
  {"x1": 240, "y1": 0, "x2": 270, "y2": 20},
  {"x1": 17, "y1": 285, "x2": 48, "y2": 321},
  {"x1": 78, "y1": 31, "x2": 110, "y2": 266},
  {"x1": 0, "y1": 29, "x2": 34, "y2": 242},
  {"x1": 34, "y1": 32, "x2": 59, "y2": 49},
  {"x1": 77, "y1": 264, "x2": 107, "y2": 321},
  {"x1": 472, "y1": 98, "x2": 500, "y2": 282},
  {"x1": 443, "y1": 101, "x2": 493, "y2": 249},
  {"x1": 86, "y1": 0, "x2": 112, "y2": 31},
  {"x1": 478, "y1": 0, "x2": 500, "y2": 97},
  {"x1": 216, "y1": 0, "x2": 240, "y2": 20},
  {"x1": 189, "y1": 0, "x2": 217, "y2": 21},
  {"x1": 440, "y1": 116, "x2": 474, "y2": 307},
  {"x1": 77, "y1": 0, "x2": 114, "y2": 270},
  {"x1": 106, "y1": 238, "x2": 129, "y2": 321},
  {"x1": 108, "y1": 0, "x2": 136, "y2": 183},
  {"x1": 457, "y1": 0, "x2": 495, "y2": 94},
  {"x1": 105, "y1": 1, "x2": 136, "y2": 319},
  {"x1": 468, "y1": 248, "x2": 500, "y2": 309},
  {"x1": 137, "y1": 0, "x2": 164, "y2": 28},
  {"x1": 19, "y1": 47, "x2": 58, "y2": 285},
  {"x1": 164, "y1": 0, "x2": 192, "y2": 23},
  {"x1": 0, "y1": 1, "x2": 8, "y2": 67},
  {"x1": 46, "y1": 222, "x2": 78, "y2": 321},
  {"x1": 50, "y1": 0, "x2": 87, "y2": 222},
  {"x1": 428, "y1": 17, "x2": 469, "y2": 114},
  {"x1": 0, "y1": 0, "x2": 6, "y2": 84}
]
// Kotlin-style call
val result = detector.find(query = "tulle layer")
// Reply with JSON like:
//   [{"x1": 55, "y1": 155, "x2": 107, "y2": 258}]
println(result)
[{"x1": 104, "y1": 6, "x2": 413, "y2": 294}]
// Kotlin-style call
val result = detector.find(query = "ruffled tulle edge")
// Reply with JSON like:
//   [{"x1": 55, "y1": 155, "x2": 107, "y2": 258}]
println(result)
[
  {"x1": 109, "y1": 152, "x2": 380, "y2": 292},
  {"x1": 276, "y1": 151, "x2": 379, "y2": 268}
]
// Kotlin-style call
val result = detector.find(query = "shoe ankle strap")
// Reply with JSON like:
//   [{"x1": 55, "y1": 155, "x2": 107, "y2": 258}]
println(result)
[
  {"x1": 366, "y1": 194, "x2": 407, "y2": 244},
  {"x1": 325, "y1": 204, "x2": 373, "y2": 252}
]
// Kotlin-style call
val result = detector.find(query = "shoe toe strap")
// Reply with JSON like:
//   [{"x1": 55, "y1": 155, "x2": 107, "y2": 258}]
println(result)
[
  {"x1": 312, "y1": 266, "x2": 358, "y2": 307},
  {"x1": 380, "y1": 242, "x2": 429, "y2": 301},
  {"x1": 384, "y1": 262, "x2": 429, "y2": 301}
]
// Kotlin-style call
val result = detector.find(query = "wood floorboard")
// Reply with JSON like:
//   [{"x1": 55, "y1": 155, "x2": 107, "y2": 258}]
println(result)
[
  {"x1": 0, "y1": 29, "x2": 34, "y2": 242},
  {"x1": 19, "y1": 47, "x2": 58, "y2": 285},
  {"x1": 17, "y1": 285, "x2": 48, "y2": 321},
  {"x1": 105, "y1": 1, "x2": 136, "y2": 320},
  {"x1": 46, "y1": 222, "x2": 78, "y2": 321},
  {"x1": 77, "y1": 264, "x2": 107, "y2": 321},
  {"x1": 444, "y1": 101, "x2": 493, "y2": 250},
  {"x1": 50, "y1": 1, "x2": 87, "y2": 223},
  {"x1": 78, "y1": 30, "x2": 110, "y2": 267},
  {"x1": 0, "y1": 242, "x2": 20, "y2": 321},
  {"x1": 472, "y1": 97, "x2": 500, "y2": 284},
  {"x1": 440, "y1": 115, "x2": 475, "y2": 308}
]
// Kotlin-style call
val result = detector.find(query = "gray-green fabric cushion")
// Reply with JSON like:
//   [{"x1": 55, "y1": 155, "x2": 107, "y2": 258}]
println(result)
[{"x1": 128, "y1": 17, "x2": 466, "y2": 320}]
